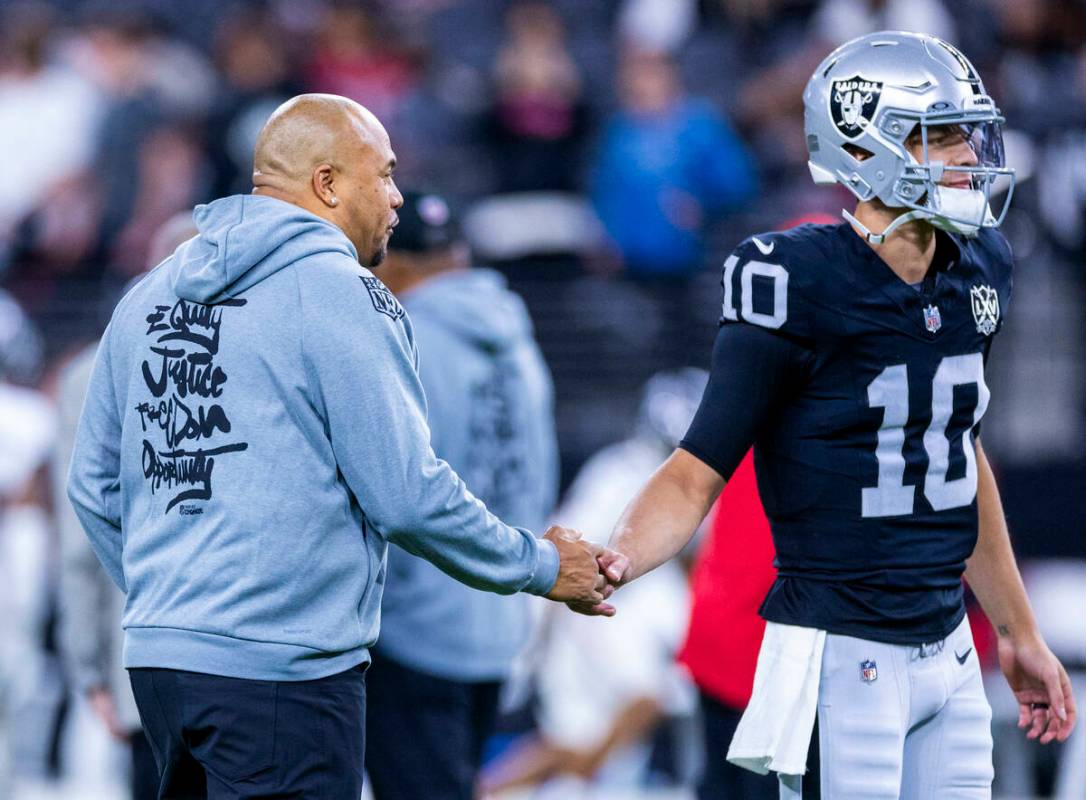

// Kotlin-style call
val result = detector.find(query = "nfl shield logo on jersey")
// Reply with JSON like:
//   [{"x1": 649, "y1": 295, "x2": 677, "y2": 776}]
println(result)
[
  {"x1": 923, "y1": 304, "x2": 942, "y2": 333},
  {"x1": 970, "y1": 284, "x2": 1000, "y2": 335},
  {"x1": 860, "y1": 659, "x2": 878, "y2": 683}
]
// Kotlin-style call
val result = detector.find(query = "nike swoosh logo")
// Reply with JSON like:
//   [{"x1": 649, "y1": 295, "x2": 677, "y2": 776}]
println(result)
[
  {"x1": 955, "y1": 647, "x2": 972, "y2": 665},
  {"x1": 752, "y1": 237, "x2": 774, "y2": 256}
]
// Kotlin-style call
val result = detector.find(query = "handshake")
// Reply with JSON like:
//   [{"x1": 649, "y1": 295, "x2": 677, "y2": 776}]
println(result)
[{"x1": 541, "y1": 526, "x2": 631, "y2": 617}]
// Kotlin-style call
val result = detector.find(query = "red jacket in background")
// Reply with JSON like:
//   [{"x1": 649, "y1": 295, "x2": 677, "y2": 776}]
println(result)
[{"x1": 679, "y1": 451, "x2": 777, "y2": 710}]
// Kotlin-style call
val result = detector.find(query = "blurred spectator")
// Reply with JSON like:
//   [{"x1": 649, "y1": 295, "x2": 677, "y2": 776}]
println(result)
[
  {"x1": 80, "y1": 12, "x2": 213, "y2": 278},
  {"x1": 0, "y1": 299, "x2": 54, "y2": 790},
  {"x1": 590, "y1": 48, "x2": 757, "y2": 280},
  {"x1": 489, "y1": 2, "x2": 586, "y2": 193},
  {"x1": 618, "y1": 0, "x2": 698, "y2": 52},
  {"x1": 304, "y1": 5, "x2": 419, "y2": 136},
  {"x1": 982, "y1": 0, "x2": 1086, "y2": 137},
  {"x1": 364, "y1": 190, "x2": 559, "y2": 800},
  {"x1": 481, "y1": 369, "x2": 706, "y2": 798},
  {"x1": 0, "y1": 289, "x2": 46, "y2": 387},
  {"x1": 0, "y1": 2, "x2": 102, "y2": 271},
  {"x1": 206, "y1": 9, "x2": 302, "y2": 198},
  {"x1": 811, "y1": 0, "x2": 956, "y2": 47}
]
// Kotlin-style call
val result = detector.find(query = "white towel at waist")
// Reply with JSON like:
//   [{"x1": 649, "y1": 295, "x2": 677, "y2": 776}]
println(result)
[{"x1": 727, "y1": 621, "x2": 826, "y2": 777}]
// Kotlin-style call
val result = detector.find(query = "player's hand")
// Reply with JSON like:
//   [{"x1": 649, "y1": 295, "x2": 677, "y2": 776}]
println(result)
[
  {"x1": 543, "y1": 526, "x2": 614, "y2": 614},
  {"x1": 564, "y1": 548, "x2": 632, "y2": 617},
  {"x1": 598, "y1": 548, "x2": 632, "y2": 587},
  {"x1": 997, "y1": 633, "x2": 1077, "y2": 744}
]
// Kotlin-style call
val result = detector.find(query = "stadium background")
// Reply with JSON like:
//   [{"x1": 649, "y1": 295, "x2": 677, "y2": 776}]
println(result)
[{"x1": 0, "y1": 0, "x2": 1083, "y2": 797}]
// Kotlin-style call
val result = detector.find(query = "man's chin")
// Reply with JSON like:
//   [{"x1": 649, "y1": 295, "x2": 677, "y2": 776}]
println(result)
[{"x1": 369, "y1": 246, "x2": 388, "y2": 268}]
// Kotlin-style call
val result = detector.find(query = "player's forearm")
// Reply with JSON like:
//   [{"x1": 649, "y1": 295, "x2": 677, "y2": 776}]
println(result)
[
  {"x1": 964, "y1": 441, "x2": 1041, "y2": 644},
  {"x1": 608, "y1": 449, "x2": 724, "y2": 583}
]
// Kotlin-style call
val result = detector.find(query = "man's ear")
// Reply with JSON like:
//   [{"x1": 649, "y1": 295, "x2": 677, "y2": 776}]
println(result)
[{"x1": 312, "y1": 164, "x2": 337, "y2": 208}]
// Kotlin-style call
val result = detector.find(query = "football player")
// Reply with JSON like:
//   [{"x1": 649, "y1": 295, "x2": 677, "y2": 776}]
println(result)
[{"x1": 585, "y1": 31, "x2": 1077, "y2": 799}]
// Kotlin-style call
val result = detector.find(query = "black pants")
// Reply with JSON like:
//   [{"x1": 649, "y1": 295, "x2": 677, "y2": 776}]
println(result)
[
  {"x1": 132, "y1": 730, "x2": 162, "y2": 800},
  {"x1": 698, "y1": 690, "x2": 822, "y2": 800},
  {"x1": 364, "y1": 653, "x2": 501, "y2": 800},
  {"x1": 129, "y1": 665, "x2": 366, "y2": 800}
]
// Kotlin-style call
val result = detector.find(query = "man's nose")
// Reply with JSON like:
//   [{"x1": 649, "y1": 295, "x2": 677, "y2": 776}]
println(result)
[
  {"x1": 950, "y1": 139, "x2": 979, "y2": 167},
  {"x1": 390, "y1": 181, "x2": 404, "y2": 209}
]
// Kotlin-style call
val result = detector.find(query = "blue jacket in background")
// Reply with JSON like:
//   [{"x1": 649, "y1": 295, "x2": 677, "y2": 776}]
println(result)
[
  {"x1": 67, "y1": 194, "x2": 559, "y2": 682},
  {"x1": 591, "y1": 98, "x2": 758, "y2": 277},
  {"x1": 377, "y1": 269, "x2": 559, "y2": 681}
]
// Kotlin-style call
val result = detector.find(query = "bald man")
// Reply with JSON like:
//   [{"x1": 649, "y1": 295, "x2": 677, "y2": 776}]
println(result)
[{"x1": 67, "y1": 94, "x2": 611, "y2": 799}]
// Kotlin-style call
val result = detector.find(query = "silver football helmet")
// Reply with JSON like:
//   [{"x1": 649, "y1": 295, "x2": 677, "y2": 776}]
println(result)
[{"x1": 804, "y1": 31, "x2": 1014, "y2": 242}]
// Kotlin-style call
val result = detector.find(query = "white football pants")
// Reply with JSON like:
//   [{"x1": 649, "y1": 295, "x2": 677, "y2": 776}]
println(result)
[{"x1": 812, "y1": 616, "x2": 994, "y2": 799}]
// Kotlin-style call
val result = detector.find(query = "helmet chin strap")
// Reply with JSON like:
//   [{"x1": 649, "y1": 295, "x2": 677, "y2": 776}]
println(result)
[
  {"x1": 841, "y1": 208, "x2": 930, "y2": 245},
  {"x1": 843, "y1": 185, "x2": 992, "y2": 243}
]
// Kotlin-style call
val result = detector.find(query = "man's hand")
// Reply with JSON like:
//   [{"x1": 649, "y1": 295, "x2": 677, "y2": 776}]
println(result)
[
  {"x1": 543, "y1": 526, "x2": 614, "y2": 614},
  {"x1": 87, "y1": 687, "x2": 129, "y2": 741},
  {"x1": 998, "y1": 634, "x2": 1077, "y2": 744}
]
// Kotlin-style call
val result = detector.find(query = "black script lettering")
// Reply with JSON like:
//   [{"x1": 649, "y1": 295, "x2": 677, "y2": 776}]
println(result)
[
  {"x1": 145, "y1": 305, "x2": 172, "y2": 336},
  {"x1": 142, "y1": 346, "x2": 185, "y2": 398}
]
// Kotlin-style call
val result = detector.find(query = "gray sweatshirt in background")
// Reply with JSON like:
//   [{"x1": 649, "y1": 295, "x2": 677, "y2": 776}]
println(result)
[{"x1": 378, "y1": 269, "x2": 559, "y2": 681}]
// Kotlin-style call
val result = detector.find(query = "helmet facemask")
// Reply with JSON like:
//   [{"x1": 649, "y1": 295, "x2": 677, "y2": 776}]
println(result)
[{"x1": 888, "y1": 111, "x2": 1015, "y2": 237}]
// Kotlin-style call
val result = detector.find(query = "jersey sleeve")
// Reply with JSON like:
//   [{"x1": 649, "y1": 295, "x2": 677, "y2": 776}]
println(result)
[
  {"x1": 718, "y1": 234, "x2": 821, "y2": 346},
  {"x1": 679, "y1": 322, "x2": 814, "y2": 481}
]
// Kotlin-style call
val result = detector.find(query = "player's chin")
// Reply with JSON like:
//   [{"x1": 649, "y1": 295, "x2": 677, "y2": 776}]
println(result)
[{"x1": 369, "y1": 244, "x2": 388, "y2": 268}]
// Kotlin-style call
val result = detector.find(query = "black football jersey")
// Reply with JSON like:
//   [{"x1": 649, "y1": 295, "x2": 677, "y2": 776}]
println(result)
[{"x1": 680, "y1": 221, "x2": 1013, "y2": 644}]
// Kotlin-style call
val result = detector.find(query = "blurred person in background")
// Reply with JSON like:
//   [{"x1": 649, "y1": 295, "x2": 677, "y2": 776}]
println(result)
[
  {"x1": 206, "y1": 8, "x2": 302, "y2": 199},
  {"x1": 52, "y1": 213, "x2": 197, "y2": 800},
  {"x1": 617, "y1": 0, "x2": 698, "y2": 53},
  {"x1": 489, "y1": 2, "x2": 586, "y2": 193},
  {"x1": 0, "y1": 294, "x2": 54, "y2": 793},
  {"x1": 304, "y1": 4, "x2": 419, "y2": 140},
  {"x1": 0, "y1": 1, "x2": 102, "y2": 274},
  {"x1": 76, "y1": 9, "x2": 214, "y2": 280},
  {"x1": 481, "y1": 369, "x2": 706, "y2": 799},
  {"x1": 66, "y1": 93, "x2": 607, "y2": 798},
  {"x1": 365, "y1": 190, "x2": 559, "y2": 800},
  {"x1": 590, "y1": 47, "x2": 757, "y2": 282}
]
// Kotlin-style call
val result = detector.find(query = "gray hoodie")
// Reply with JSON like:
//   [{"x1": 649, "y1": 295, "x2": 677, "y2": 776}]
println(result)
[
  {"x1": 378, "y1": 269, "x2": 559, "y2": 680},
  {"x1": 67, "y1": 195, "x2": 559, "y2": 681}
]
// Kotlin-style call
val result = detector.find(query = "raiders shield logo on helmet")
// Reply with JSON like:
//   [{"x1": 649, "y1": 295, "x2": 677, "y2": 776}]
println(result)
[{"x1": 830, "y1": 76, "x2": 883, "y2": 139}]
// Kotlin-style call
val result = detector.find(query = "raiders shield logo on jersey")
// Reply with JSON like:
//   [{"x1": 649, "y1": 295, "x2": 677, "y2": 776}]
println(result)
[
  {"x1": 970, "y1": 284, "x2": 1000, "y2": 335},
  {"x1": 830, "y1": 76, "x2": 883, "y2": 139}
]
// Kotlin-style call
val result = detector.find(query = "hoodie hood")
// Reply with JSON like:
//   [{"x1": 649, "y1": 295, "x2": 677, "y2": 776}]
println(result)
[
  {"x1": 170, "y1": 194, "x2": 358, "y2": 304},
  {"x1": 401, "y1": 269, "x2": 531, "y2": 352}
]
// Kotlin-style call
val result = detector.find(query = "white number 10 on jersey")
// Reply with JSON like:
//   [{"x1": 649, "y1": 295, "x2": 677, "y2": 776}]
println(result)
[{"x1": 863, "y1": 353, "x2": 990, "y2": 517}]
